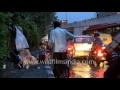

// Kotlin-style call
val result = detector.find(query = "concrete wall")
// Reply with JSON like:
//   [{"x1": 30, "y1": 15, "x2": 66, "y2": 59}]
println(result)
[
  {"x1": 63, "y1": 14, "x2": 120, "y2": 28},
  {"x1": 97, "y1": 12, "x2": 118, "y2": 18},
  {"x1": 74, "y1": 27, "x2": 89, "y2": 35},
  {"x1": 62, "y1": 14, "x2": 120, "y2": 35}
]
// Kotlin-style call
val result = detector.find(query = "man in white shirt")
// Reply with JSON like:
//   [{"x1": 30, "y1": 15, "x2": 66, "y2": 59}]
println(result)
[{"x1": 49, "y1": 21, "x2": 74, "y2": 78}]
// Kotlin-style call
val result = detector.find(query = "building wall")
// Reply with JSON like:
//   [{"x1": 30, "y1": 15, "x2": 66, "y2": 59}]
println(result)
[
  {"x1": 62, "y1": 14, "x2": 120, "y2": 35},
  {"x1": 74, "y1": 28, "x2": 80, "y2": 35},
  {"x1": 60, "y1": 20, "x2": 68, "y2": 27},
  {"x1": 96, "y1": 12, "x2": 117, "y2": 18},
  {"x1": 73, "y1": 27, "x2": 89, "y2": 35}
]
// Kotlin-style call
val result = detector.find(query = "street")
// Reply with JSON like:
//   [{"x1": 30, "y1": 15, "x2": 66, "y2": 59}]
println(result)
[
  {"x1": 8, "y1": 48, "x2": 108, "y2": 78},
  {"x1": 10, "y1": 64, "x2": 54, "y2": 78},
  {"x1": 69, "y1": 60, "x2": 108, "y2": 78}
]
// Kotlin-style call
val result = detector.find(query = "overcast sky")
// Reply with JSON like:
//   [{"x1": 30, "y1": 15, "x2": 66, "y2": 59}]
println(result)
[{"x1": 56, "y1": 12, "x2": 96, "y2": 23}]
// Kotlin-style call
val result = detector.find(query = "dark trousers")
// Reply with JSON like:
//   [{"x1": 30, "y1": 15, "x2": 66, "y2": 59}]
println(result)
[
  {"x1": 53, "y1": 52, "x2": 67, "y2": 78},
  {"x1": 39, "y1": 54, "x2": 45, "y2": 63}
]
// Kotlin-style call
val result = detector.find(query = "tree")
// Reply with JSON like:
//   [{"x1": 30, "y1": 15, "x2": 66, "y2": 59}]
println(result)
[
  {"x1": 10, "y1": 12, "x2": 57, "y2": 48},
  {"x1": 0, "y1": 12, "x2": 57, "y2": 68},
  {"x1": 0, "y1": 12, "x2": 13, "y2": 69}
]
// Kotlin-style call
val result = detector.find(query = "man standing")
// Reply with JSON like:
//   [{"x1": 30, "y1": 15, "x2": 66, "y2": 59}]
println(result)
[{"x1": 49, "y1": 21, "x2": 74, "y2": 78}]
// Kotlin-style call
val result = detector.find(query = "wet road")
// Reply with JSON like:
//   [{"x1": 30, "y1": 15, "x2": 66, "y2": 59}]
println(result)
[{"x1": 69, "y1": 60, "x2": 109, "y2": 78}]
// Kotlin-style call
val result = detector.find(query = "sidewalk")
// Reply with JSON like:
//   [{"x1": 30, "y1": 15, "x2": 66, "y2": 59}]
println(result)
[
  {"x1": 10, "y1": 48, "x2": 54, "y2": 78},
  {"x1": 10, "y1": 64, "x2": 54, "y2": 78}
]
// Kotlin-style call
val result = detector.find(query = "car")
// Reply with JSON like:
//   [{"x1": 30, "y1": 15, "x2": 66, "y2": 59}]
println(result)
[{"x1": 69, "y1": 35, "x2": 94, "y2": 59}]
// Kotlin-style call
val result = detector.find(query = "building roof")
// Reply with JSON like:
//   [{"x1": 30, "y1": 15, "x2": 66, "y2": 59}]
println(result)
[{"x1": 85, "y1": 23, "x2": 120, "y2": 32}]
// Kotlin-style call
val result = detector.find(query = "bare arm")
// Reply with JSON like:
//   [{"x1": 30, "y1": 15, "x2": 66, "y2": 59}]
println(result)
[{"x1": 65, "y1": 30, "x2": 75, "y2": 38}]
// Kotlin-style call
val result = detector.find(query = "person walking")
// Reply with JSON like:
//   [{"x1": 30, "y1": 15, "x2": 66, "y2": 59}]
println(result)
[{"x1": 49, "y1": 21, "x2": 74, "y2": 78}]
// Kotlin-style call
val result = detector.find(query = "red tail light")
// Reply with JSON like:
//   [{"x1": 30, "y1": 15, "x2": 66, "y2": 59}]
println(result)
[
  {"x1": 67, "y1": 43, "x2": 74, "y2": 52},
  {"x1": 94, "y1": 48, "x2": 104, "y2": 56},
  {"x1": 98, "y1": 50, "x2": 101, "y2": 53},
  {"x1": 94, "y1": 51, "x2": 97, "y2": 53},
  {"x1": 97, "y1": 52, "x2": 103, "y2": 56},
  {"x1": 67, "y1": 47, "x2": 72, "y2": 51}
]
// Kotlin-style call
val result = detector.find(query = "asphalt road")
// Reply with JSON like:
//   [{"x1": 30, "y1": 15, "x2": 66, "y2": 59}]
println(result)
[{"x1": 69, "y1": 59, "x2": 108, "y2": 78}]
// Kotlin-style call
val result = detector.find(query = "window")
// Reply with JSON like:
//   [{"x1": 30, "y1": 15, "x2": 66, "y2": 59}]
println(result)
[{"x1": 74, "y1": 37, "x2": 93, "y2": 43}]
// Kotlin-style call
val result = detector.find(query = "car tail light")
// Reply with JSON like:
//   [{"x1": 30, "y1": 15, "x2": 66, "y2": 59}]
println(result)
[
  {"x1": 98, "y1": 50, "x2": 101, "y2": 53},
  {"x1": 67, "y1": 45, "x2": 74, "y2": 52},
  {"x1": 94, "y1": 51, "x2": 97, "y2": 54},
  {"x1": 97, "y1": 52, "x2": 103, "y2": 56},
  {"x1": 94, "y1": 48, "x2": 104, "y2": 56},
  {"x1": 67, "y1": 47, "x2": 72, "y2": 51}
]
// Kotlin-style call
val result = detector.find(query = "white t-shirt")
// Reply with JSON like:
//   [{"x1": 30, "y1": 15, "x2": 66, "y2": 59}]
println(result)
[{"x1": 49, "y1": 27, "x2": 74, "y2": 52}]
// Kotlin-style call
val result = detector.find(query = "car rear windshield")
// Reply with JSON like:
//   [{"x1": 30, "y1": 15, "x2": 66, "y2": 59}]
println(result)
[{"x1": 74, "y1": 37, "x2": 93, "y2": 43}]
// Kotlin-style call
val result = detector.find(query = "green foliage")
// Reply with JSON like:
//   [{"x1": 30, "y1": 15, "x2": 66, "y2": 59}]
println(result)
[
  {"x1": 0, "y1": 12, "x2": 13, "y2": 68},
  {"x1": 11, "y1": 12, "x2": 57, "y2": 48},
  {"x1": 0, "y1": 12, "x2": 57, "y2": 68},
  {"x1": 20, "y1": 20, "x2": 40, "y2": 49}
]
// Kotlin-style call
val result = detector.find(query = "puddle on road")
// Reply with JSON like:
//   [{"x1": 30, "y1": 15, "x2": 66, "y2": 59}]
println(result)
[
  {"x1": 70, "y1": 62, "x2": 108, "y2": 78},
  {"x1": 70, "y1": 63, "x2": 92, "y2": 78}
]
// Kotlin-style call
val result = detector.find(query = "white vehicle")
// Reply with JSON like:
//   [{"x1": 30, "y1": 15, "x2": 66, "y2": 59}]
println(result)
[{"x1": 72, "y1": 35, "x2": 94, "y2": 58}]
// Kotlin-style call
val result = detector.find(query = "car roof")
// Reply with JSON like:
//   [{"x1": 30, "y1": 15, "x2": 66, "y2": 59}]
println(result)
[{"x1": 74, "y1": 35, "x2": 92, "y2": 38}]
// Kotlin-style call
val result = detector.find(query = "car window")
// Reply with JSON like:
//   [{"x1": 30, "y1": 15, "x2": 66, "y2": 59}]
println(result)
[{"x1": 74, "y1": 37, "x2": 93, "y2": 43}]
